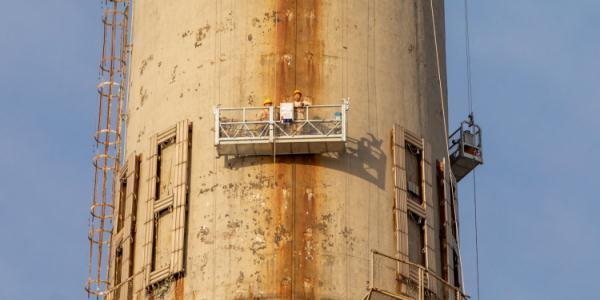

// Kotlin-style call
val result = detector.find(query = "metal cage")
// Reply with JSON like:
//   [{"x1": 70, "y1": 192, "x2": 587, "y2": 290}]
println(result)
[{"x1": 448, "y1": 114, "x2": 483, "y2": 182}]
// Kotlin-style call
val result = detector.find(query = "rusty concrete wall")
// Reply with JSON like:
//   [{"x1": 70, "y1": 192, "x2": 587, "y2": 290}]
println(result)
[{"x1": 120, "y1": 0, "x2": 449, "y2": 299}]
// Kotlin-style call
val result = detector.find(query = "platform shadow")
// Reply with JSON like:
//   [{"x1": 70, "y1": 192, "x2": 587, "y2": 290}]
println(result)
[{"x1": 223, "y1": 133, "x2": 387, "y2": 189}]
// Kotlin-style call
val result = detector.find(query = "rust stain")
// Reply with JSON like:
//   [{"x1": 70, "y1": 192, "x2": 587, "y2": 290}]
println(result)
[
  {"x1": 297, "y1": 0, "x2": 323, "y2": 104},
  {"x1": 296, "y1": 1, "x2": 323, "y2": 299},
  {"x1": 255, "y1": 1, "x2": 325, "y2": 299},
  {"x1": 273, "y1": 158, "x2": 293, "y2": 299},
  {"x1": 292, "y1": 159, "x2": 318, "y2": 299},
  {"x1": 274, "y1": 0, "x2": 295, "y2": 105},
  {"x1": 267, "y1": 1, "x2": 297, "y2": 298},
  {"x1": 175, "y1": 276, "x2": 184, "y2": 300}
]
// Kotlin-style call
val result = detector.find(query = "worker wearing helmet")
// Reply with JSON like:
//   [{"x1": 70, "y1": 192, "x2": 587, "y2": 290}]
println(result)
[
  {"x1": 260, "y1": 98, "x2": 273, "y2": 121},
  {"x1": 292, "y1": 89, "x2": 306, "y2": 121},
  {"x1": 292, "y1": 89, "x2": 302, "y2": 103}
]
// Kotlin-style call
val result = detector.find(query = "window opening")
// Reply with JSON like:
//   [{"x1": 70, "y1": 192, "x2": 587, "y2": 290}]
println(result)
[
  {"x1": 406, "y1": 142, "x2": 423, "y2": 204},
  {"x1": 116, "y1": 178, "x2": 127, "y2": 233},
  {"x1": 408, "y1": 211, "x2": 425, "y2": 266}
]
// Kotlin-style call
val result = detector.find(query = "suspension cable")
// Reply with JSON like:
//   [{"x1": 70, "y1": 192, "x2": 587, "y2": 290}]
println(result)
[
  {"x1": 464, "y1": 0, "x2": 481, "y2": 299},
  {"x1": 428, "y1": 0, "x2": 468, "y2": 294},
  {"x1": 464, "y1": 0, "x2": 474, "y2": 114},
  {"x1": 429, "y1": 2, "x2": 472, "y2": 297},
  {"x1": 473, "y1": 169, "x2": 481, "y2": 300}
]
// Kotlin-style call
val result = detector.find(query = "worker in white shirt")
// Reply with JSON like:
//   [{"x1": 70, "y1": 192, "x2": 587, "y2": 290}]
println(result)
[{"x1": 292, "y1": 89, "x2": 311, "y2": 121}]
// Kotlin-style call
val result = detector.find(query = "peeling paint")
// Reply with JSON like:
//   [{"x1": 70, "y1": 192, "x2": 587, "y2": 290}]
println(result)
[
  {"x1": 181, "y1": 24, "x2": 211, "y2": 48},
  {"x1": 139, "y1": 86, "x2": 148, "y2": 106},
  {"x1": 169, "y1": 65, "x2": 178, "y2": 84},
  {"x1": 139, "y1": 54, "x2": 154, "y2": 75},
  {"x1": 340, "y1": 226, "x2": 356, "y2": 252}
]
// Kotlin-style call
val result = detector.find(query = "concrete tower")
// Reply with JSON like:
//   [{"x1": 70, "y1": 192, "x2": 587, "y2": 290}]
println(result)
[{"x1": 107, "y1": 1, "x2": 466, "y2": 299}]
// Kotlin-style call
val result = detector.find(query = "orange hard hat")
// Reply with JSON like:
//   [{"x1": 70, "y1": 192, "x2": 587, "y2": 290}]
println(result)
[{"x1": 293, "y1": 89, "x2": 302, "y2": 96}]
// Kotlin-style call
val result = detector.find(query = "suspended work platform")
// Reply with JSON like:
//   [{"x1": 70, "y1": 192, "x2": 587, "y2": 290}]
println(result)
[
  {"x1": 449, "y1": 114, "x2": 483, "y2": 182},
  {"x1": 214, "y1": 99, "x2": 349, "y2": 156}
]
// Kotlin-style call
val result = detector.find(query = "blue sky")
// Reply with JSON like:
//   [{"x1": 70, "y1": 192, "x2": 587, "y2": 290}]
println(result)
[
  {"x1": 0, "y1": 1, "x2": 598, "y2": 299},
  {"x1": 446, "y1": 1, "x2": 600, "y2": 299}
]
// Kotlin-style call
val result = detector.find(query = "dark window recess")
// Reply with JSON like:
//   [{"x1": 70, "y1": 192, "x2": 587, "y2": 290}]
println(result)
[
  {"x1": 117, "y1": 178, "x2": 127, "y2": 233},
  {"x1": 405, "y1": 142, "x2": 422, "y2": 204},
  {"x1": 128, "y1": 159, "x2": 139, "y2": 300},
  {"x1": 408, "y1": 211, "x2": 425, "y2": 266},
  {"x1": 150, "y1": 216, "x2": 158, "y2": 272},
  {"x1": 114, "y1": 246, "x2": 123, "y2": 285},
  {"x1": 156, "y1": 137, "x2": 176, "y2": 201},
  {"x1": 450, "y1": 183, "x2": 458, "y2": 239},
  {"x1": 453, "y1": 250, "x2": 462, "y2": 288}
]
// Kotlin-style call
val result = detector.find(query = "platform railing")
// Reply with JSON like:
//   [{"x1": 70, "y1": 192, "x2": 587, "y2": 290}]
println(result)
[
  {"x1": 366, "y1": 250, "x2": 469, "y2": 300},
  {"x1": 448, "y1": 115, "x2": 483, "y2": 163},
  {"x1": 214, "y1": 99, "x2": 349, "y2": 146},
  {"x1": 214, "y1": 107, "x2": 273, "y2": 143},
  {"x1": 448, "y1": 114, "x2": 483, "y2": 181}
]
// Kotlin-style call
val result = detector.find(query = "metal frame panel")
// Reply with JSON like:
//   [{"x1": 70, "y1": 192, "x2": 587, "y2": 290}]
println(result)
[
  {"x1": 171, "y1": 120, "x2": 190, "y2": 274},
  {"x1": 109, "y1": 154, "x2": 140, "y2": 300},
  {"x1": 393, "y1": 125, "x2": 430, "y2": 289},
  {"x1": 142, "y1": 134, "x2": 158, "y2": 287},
  {"x1": 142, "y1": 120, "x2": 191, "y2": 289}
]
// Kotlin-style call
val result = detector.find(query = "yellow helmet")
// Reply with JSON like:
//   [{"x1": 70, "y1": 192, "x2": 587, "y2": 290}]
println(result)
[
  {"x1": 263, "y1": 98, "x2": 273, "y2": 105},
  {"x1": 293, "y1": 89, "x2": 302, "y2": 96}
]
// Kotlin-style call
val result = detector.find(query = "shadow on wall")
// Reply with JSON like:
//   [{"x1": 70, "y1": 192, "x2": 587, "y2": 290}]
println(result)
[
  {"x1": 223, "y1": 133, "x2": 387, "y2": 189},
  {"x1": 316, "y1": 134, "x2": 386, "y2": 189}
]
